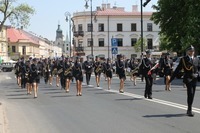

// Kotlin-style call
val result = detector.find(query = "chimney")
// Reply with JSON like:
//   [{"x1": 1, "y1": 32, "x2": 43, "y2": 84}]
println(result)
[
  {"x1": 107, "y1": 3, "x2": 111, "y2": 9},
  {"x1": 102, "y1": 3, "x2": 107, "y2": 10},
  {"x1": 132, "y1": 5, "x2": 138, "y2": 12},
  {"x1": 96, "y1": 6, "x2": 101, "y2": 11}
]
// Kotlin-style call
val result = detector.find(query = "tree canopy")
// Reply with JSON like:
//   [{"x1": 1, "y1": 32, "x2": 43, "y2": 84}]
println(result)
[
  {"x1": 151, "y1": 0, "x2": 200, "y2": 55},
  {"x1": 0, "y1": 0, "x2": 35, "y2": 30}
]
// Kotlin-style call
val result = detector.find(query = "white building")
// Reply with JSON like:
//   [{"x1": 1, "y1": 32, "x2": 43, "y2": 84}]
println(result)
[{"x1": 72, "y1": 3, "x2": 160, "y2": 59}]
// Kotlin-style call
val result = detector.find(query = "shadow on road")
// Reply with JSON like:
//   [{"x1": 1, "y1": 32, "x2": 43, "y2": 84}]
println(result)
[
  {"x1": 51, "y1": 95, "x2": 75, "y2": 98},
  {"x1": 95, "y1": 92, "x2": 116, "y2": 95},
  {"x1": 6, "y1": 93, "x2": 27, "y2": 96},
  {"x1": 7, "y1": 97, "x2": 34, "y2": 99},
  {"x1": 115, "y1": 98, "x2": 143, "y2": 101},
  {"x1": 143, "y1": 113, "x2": 186, "y2": 118}
]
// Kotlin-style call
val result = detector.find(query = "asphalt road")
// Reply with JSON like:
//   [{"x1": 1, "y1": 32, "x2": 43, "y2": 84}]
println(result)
[{"x1": 0, "y1": 71, "x2": 200, "y2": 133}]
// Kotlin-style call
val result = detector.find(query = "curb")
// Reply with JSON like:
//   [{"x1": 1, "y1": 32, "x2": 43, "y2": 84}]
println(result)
[{"x1": 0, "y1": 102, "x2": 5, "y2": 133}]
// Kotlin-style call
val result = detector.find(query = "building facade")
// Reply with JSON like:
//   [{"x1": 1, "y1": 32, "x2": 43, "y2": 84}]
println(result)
[
  {"x1": 0, "y1": 26, "x2": 8, "y2": 62},
  {"x1": 72, "y1": 4, "x2": 160, "y2": 59}
]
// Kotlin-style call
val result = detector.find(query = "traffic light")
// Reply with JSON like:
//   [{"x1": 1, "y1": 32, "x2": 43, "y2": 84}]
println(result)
[{"x1": 143, "y1": 0, "x2": 151, "y2": 7}]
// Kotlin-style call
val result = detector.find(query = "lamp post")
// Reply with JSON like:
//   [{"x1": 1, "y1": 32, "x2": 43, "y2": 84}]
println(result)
[
  {"x1": 84, "y1": 0, "x2": 93, "y2": 57},
  {"x1": 141, "y1": 0, "x2": 144, "y2": 55},
  {"x1": 65, "y1": 11, "x2": 72, "y2": 58},
  {"x1": 141, "y1": 0, "x2": 151, "y2": 54}
]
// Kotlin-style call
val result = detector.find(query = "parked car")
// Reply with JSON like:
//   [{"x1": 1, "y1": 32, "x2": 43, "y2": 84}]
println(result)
[{"x1": 0, "y1": 62, "x2": 14, "y2": 72}]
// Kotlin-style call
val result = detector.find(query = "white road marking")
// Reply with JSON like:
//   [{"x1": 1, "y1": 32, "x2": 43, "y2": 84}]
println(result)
[
  {"x1": 5, "y1": 77, "x2": 12, "y2": 80},
  {"x1": 104, "y1": 89, "x2": 200, "y2": 114}
]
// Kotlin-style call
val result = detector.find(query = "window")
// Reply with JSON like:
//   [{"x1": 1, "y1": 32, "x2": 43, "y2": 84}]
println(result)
[
  {"x1": 1, "y1": 43, "x2": 3, "y2": 52},
  {"x1": 98, "y1": 38, "x2": 104, "y2": 47},
  {"x1": 117, "y1": 38, "x2": 123, "y2": 47},
  {"x1": 78, "y1": 39, "x2": 83, "y2": 47},
  {"x1": 117, "y1": 23, "x2": 123, "y2": 31},
  {"x1": 98, "y1": 24, "x2": 104, "y2": 32},
  {"x1": 147, "y1": 39, "x2": 153, "y2": 49},
  {"x1": 22, "y1": 46, "x2": 26, "y2": 55},
  {"x1": 131, "y1": 38, "x2": 137, "y2": 46},
  {"x1": 12, "y1": 46, "x2": 16, "y2": 53},
  {"x1": 147, "y1": 23, "x2": 153, "y2": 31},
  {"x1": 87, "y1": 24, "x2": 93, "y2": 32},
  {"x1": 87, "y1": 38, "x2": 93, "y2": 47},
  {"x1": 131, "y1": 23, "x2": 137, "y2": 31},
  {"x1": 78, "y1": 24, "x2": 83, "y2": 31}
]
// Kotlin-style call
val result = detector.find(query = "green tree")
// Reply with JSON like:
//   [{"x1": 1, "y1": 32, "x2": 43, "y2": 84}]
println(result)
[
  {"x1": 0, "y1": 0, "x2": 35, "y2": 31},
  {"x1": 151, "y1": 0, "x2": 200, "y2": 55},
  {"x1": 134, "y1": 37, "x2": 147, "y2": 53}
]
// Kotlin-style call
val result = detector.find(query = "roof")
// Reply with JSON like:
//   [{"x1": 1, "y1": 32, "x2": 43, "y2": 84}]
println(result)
[
  {"x1": 7, "y1": 28, "x2": 39, "y2": 45},
  {"x1": 96, "y1": 8, "x2": 153, "y2": 16}
]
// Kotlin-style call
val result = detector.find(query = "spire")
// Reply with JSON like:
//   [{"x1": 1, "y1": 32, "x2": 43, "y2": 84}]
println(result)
[{"x1": 56, "y1": 22, "x2": 63, "y2": 40}]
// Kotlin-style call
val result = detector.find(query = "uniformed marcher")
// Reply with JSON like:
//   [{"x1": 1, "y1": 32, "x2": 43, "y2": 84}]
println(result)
[
  {"x1": 129, "y1": 57, "x2": 138, "y2": 86},
  {"x1": 170, "y1": 45, "x2": 199, "y2": 117},
  {"x1": 30, "y1": 58, "x2": 40, "y2": 98},
  {"x1": 64, "y1": 57, "x2": 73, "y2": 93},
  {"x1": 83, "y1": 55, "x2": 93, "y2": 85},
  {"x1": 139, "y1": 50, "x2": 153, "y2": 99},
  {"x1": 19, "y1": 57, "x2": 26, "y2": 89},
  {"x1": 25, "y1": 60, "x2": 31, "y2": 94},
  {"x1": 162, "y1": 53, "x2": 172, "y2": 91},
  {"x1": 73, "y1": 56, "x2": 83, "y2": 96},
  {"x1": 57, "y1": 58, "x2": 65, "y2": 89},
  {"x1": 105, "y1": 58, "x2": 113, "y2": 90},
  {"x1": 94, "y1": 56, "x2": 102, "y2": 87},
  {"x1": 14, "y1": 59, "x2": 21, "y2": 86},
  {"x1": 116, "y1": 54, "x2": 126, "y2": 93}
]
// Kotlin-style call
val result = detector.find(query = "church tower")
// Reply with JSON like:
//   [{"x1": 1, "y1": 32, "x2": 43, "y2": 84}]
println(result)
[{"x1": 56, "y1": 24, "x2": 63, "y2": 40}]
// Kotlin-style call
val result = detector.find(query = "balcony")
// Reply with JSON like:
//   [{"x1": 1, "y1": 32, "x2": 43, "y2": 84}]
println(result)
[
  {"x1": 73, "y1": 31, "x2": 84, "y2": 37},
  {"x1": 75, "y1": 46, "x2": 85, "y2": 56}
]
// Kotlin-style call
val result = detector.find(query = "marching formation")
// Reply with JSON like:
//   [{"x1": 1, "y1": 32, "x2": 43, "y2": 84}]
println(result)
[{"x1": 13, "y1": 45, "x2": 200, "y2": 117}]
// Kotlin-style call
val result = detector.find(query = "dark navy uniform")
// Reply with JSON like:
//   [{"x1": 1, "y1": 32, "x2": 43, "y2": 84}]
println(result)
[
  {"x1": 116, "y1": 58, "x2": 126, "y2": 80},
  {"x1": 170, "y1": 45, "x2": 198, "y2": 117},
  {"x1": 73, "y1": 61, "x2": 83, "y2": 82},
  {"x1": 105, "y1": 59, "x2": 113, "y2": 79},
  {"x1": 30, "y1": 63, "x2": 39, "y2": 84},
  {"x1": 20, "y1": 60, "x2": 26, "y2": 89},
  {"x1": 140, "y1": 50, "x2": 153, "y2": 99},
  {"x1": 83, "y1": 56, "x2": 93, "y2": 85},
  {"x1": 64, "y1": 58, "x2": 73, "y2": 80},
  {"x1": 94, "y1": 60, "x2": 102, "y2": 77},
  {"x1": 57, "y1": 59, "x2": 65, "y2": 89}
]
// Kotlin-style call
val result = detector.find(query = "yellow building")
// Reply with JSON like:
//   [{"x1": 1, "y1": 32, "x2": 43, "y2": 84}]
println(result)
[{"x1": 7, "y1": 27, "x2": 40, "y2": 60}]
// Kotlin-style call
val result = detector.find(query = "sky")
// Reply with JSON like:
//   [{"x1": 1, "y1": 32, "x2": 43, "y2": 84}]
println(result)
[{"x1": 13, "y1": 0, "x2": 158, "y2": 41}]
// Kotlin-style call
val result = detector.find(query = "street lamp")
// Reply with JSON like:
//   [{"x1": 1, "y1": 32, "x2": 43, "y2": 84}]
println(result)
[
  {"x1": 141, "y1": 0, "x2": 151, "y2": 54},
  {"x1": 65, "y1": 11, "x2": 72, "y2": 58},
  {"x1": 84, "y1": 0, "x2": 93, "y2": 57}
]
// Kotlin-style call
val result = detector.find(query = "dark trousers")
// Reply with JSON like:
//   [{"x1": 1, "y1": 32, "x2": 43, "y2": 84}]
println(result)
[
  {"x1": 86, "y1": 72, "x2": 91, "y2": 85},
  {"x1": 186, "y1": 80, "x2": 196, "y2": 111},
  {"x1": 60, "y1": 74, "x2": 65, "y2": 89},
  {"x1": 144, "y1": 75, "x2": 153, "y2": 97}
]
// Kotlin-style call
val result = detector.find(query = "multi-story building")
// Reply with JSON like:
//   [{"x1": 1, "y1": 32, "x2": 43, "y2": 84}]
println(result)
[
  {"x1": 6, "y1": 26, "x2": 62, "y2": 60},
  {"x1": 72, "y1": 3, "x2": 160, "y2": 59},
  {"x1": 0, "y1": 26, "x2": 8, "y2": 62}
]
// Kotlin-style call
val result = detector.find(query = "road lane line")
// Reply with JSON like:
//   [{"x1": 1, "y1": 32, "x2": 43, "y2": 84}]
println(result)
[
  {"x1": 5, "y1": 77, "x2": 11, "y2": 80},
  {"x1": 105, "y1": 89, "x2": 200, "y2": 114}
]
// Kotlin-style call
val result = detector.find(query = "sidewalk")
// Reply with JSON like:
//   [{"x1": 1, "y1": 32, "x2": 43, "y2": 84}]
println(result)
[{"x1": 0, "y1": 102, "x2": 5, "y2": 133}]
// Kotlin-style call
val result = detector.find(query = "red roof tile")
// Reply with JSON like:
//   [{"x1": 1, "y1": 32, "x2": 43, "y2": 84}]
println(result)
[{"x1": 7, "y1": 28, "x2": 39, "y2": 45}]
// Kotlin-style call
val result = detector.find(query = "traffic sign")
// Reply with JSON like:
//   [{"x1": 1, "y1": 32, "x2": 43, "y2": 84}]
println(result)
[
  {"x1": 111, "y1": 38, "x2": 118, "y2": 47},
  {"x1": 112, "y1": 47, "x2": 118, "y2": 55}
]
